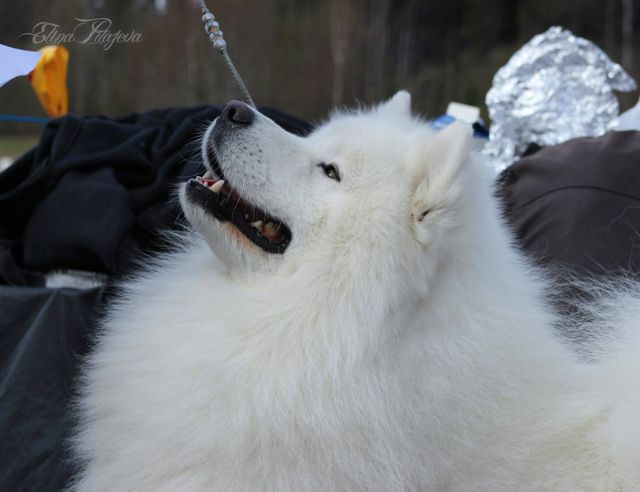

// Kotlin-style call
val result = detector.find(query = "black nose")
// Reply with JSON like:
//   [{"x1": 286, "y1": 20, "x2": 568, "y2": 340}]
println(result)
[{"x1": 222, "y1": 100, "x2": 254, "y2": 125}]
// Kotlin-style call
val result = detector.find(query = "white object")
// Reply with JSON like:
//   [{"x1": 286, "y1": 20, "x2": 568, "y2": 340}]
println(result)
[
  {"x1": 446, "y1": 101, "x2": 480, "y2": 124},
  {"x1": 45, "y1": 270, "x2": 108, "y2": 289},
  {"x1": 613, "y1": 97, "x2": 640, "y2": 131},
  {"x1": 0, "y1": 156, "x2": 13, "y2": 173},
  {"x1": 0, "y1": 43, "x2": 42, "y2": 88}
]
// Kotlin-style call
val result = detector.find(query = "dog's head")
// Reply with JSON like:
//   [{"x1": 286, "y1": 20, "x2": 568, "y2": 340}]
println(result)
[{"x1": 181, "y1": 92, "x2": 479, "y2": 284}]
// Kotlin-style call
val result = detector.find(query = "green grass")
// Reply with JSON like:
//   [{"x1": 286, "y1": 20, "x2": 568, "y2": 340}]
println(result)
[{"x1": 0, "y1": 135, "x2": 40, "y2": 160}]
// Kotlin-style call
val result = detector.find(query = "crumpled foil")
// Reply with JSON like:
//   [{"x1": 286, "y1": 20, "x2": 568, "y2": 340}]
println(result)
[{"x1": 484, "y1": 26, "x2": 637, "y2": 172}]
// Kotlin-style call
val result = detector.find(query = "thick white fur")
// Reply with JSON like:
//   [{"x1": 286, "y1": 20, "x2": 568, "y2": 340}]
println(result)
[{"x1": 71, "y1": 92, "x2": 640, "y2": 491}]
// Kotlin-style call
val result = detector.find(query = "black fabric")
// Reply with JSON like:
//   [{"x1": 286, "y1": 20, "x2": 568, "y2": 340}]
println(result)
[
  {"x1": 500, "y1": 131, "x2": 640, "y2": 279},
  {"x1": 1, "y1": 286, "x2": 104, "y2": 492},
  {"x1": 0, "y1": 105, "x2": 312, "y2": 492},
  {"x1": 0, "y1": 105, "x2": 312, "y2": 283}
]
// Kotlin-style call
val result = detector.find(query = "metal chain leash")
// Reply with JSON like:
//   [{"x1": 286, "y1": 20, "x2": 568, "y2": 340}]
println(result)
[{"x1": 196, "y1": 0, "x2": 256, "y2": 108}]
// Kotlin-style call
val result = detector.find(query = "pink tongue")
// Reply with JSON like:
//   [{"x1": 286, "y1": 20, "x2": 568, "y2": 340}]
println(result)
[
  {"x1": 261, "y1": 225, "x2": 283, "y2": 242},
  {"x1": 196, "y1": 176, "x2": 217, "y2": 186}
]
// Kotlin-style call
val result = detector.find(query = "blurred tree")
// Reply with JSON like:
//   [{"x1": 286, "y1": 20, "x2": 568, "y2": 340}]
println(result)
[
  {"x1": 329, "y1": 0, "x2": 353, "y2": 106},
  {"x1": 622, "y1": 0, "x2": 634, "y2": 70},
  {"x1": 0, "y1": 0, "x2": 638, "y2": 133}
]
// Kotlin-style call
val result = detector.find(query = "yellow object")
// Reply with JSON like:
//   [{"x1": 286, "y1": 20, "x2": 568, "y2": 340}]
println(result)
[{"x1": 28, "y1": 45, "x2": 69, "y2": 118}]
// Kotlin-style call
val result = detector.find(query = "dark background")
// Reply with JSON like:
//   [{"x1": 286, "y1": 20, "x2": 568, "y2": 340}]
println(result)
[{"x1": 0, "y1": 0, "x2": 639, "y2": 129}]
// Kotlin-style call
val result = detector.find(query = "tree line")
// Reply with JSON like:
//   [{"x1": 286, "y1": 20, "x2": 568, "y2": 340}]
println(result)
[{"x1": 0, "y1": 0, "x2": 637, "y2": 132}]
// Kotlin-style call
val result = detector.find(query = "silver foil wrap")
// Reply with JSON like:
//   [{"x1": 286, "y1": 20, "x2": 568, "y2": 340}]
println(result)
[{"x1": 484, "y1": 26, "x2": 637, "y2": 172}]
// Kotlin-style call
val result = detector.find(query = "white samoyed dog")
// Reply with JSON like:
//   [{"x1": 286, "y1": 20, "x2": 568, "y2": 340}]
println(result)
[{"x1": 71, "y1": 92, "x2": 640, "y2": 491}]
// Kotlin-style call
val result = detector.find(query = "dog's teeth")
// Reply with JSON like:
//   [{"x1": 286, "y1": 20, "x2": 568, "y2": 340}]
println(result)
[
  {"x1": 203, "y1": 170, "x2": 213, "y2": 179},
  {"x1": 209, "y1": 180, "x2": 224, "y2": 193},
  {"x1": 250, "y1": 220, "x2": 263, "y2": 229}
]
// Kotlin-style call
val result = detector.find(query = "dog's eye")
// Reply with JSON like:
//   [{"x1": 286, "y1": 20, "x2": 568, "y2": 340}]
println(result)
[{"x1": 319, "y1": 163, "x2": 341, "y2": 182}]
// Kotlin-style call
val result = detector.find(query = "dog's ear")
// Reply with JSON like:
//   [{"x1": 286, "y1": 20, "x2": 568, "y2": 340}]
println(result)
[
  {"x1": 424, "y1": 122, "x2": 472, "y2": 181},
  {"x1": 377, "y1": 90, "x2": 411, "y2": 118},
  {"x1": 412, "y1": 122, "x2": 472, "y2": 245}
]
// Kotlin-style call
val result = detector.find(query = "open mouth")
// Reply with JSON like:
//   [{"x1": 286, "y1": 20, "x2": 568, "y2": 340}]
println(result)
[{"x1": 186, "y1": 172, "x2": 292, "y2": 254}]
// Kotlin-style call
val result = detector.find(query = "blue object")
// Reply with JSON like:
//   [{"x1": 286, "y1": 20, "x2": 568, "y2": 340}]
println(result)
[
  {"x1": 0, "y1": 114, "x2": 49, "y2": 124},
  {"x1": 430, "y1": 114, "x2": 489, "y2": 140}
]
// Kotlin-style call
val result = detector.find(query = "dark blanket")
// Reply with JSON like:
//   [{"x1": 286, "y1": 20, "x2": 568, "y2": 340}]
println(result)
[
  {"x1": 0, "y1": 286, "x2": 104, "y2": 491},
  {"x1": 0, "y1": 106, "x2": 312, "y2": 282},
  {"x1": 501, "y1": 130, "x2": 640, "y2": 279},
  {"x1": 0, "y1": 106, "x2": 638, "y2": 491}
]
